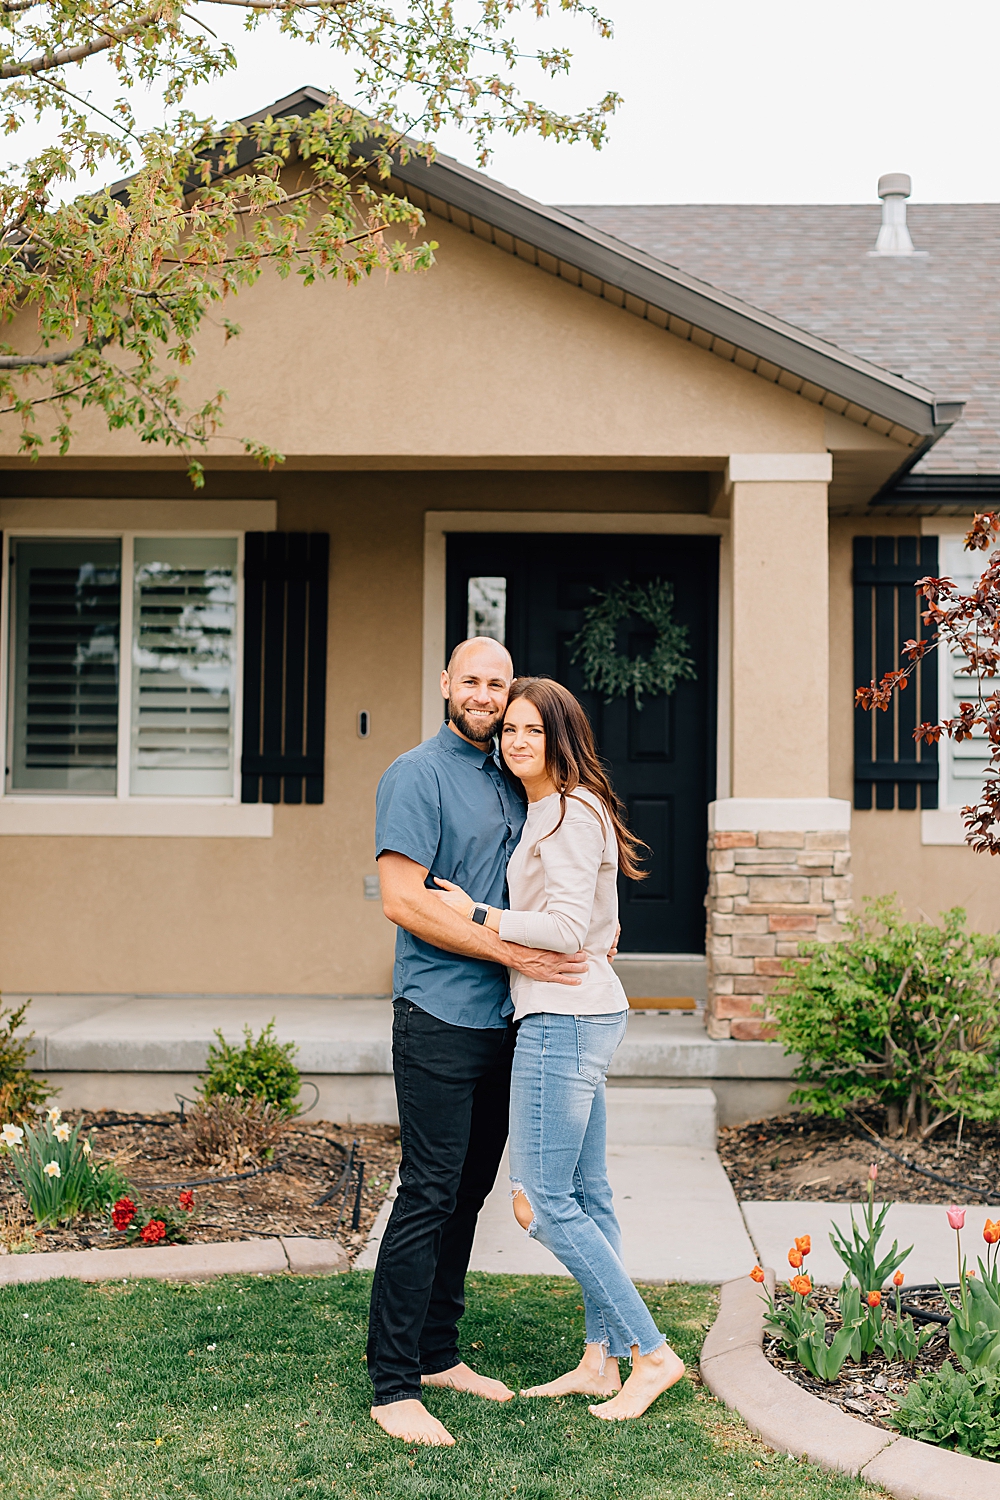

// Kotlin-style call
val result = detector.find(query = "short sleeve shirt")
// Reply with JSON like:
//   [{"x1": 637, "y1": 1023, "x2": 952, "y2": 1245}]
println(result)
[{"x1": 375, "y1": 722, "x2": 526, "y2": 1028}]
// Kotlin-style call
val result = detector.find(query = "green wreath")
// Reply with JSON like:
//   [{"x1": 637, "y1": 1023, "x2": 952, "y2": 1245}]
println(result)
[{"x1": 568, "y1": 579, "x2": 697, "y2": 709}]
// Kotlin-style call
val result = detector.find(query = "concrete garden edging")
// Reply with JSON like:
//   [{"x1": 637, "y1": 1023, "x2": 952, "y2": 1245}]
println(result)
[
  {"x1": 0, "y1": 1236, "x2": 348, "y2": 1286},
  {"x1": 701, "y1": 1269, "x2": 1000, "y2": 1500}
]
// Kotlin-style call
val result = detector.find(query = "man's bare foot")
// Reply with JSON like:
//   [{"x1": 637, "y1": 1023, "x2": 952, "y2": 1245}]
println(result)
[
  {"x1": 588, "y1": 1344, "x2": 686, "y2": 1421},
  {"x1": 421, "y1": 1362, "x2": 515, "y2": 1402},
  {"x1": 371, "y1": 1399, "x2": 456, "y2": 1445},
  {"x1": 522, "y1": 1344, "x2": 621, "y2": 1398}
]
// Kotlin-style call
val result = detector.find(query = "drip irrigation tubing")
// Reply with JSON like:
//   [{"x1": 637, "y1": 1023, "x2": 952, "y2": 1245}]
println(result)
[
  {"x1": 852, "y1": 1119, "x2": 1000, "y2": 1207},
  {"x1": 132, "y1": 1159, "x2": 288, "y2": 1192}
]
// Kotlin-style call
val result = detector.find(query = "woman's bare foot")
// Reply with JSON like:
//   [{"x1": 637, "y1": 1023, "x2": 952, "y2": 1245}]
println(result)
[
  {"x1": 522, "y1": 1343, "x2": 621, "y2": 1398},
  {"x1": 371, "y1": 1399, "x2": 456, "y2": 1445},
  {"x1": 588, "y1": 1343, "x2": 685, "y2": 1421},
  {"x1": 421, "y1": 1362, "x2": 515, "y2": 1402}
]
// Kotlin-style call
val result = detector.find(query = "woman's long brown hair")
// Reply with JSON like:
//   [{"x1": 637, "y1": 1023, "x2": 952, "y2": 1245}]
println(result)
[{"x1": 503, "y1": 676, "x2": 648, "y2": 881}]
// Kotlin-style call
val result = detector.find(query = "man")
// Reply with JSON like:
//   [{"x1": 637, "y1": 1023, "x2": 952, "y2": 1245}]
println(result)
[{"x1": 368, "y1": 636, "x2": 588, "y2": 1447}]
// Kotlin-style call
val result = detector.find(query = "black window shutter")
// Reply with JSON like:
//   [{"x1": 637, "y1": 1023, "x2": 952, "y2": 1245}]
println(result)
[
  {"x1": 241, "y1": 532, "x2": 329, "y2": 805},
  {"x1": 853, "y1": 535, "x2": 938, "y2": 811}
]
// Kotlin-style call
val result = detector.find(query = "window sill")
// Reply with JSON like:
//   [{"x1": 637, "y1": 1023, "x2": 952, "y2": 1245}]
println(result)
[
  {"x1": 0, "y1": 799, "x2": 274, "y2": 837},
  {"x1": 921, "y1": 807, "x2": 972, "y2": 846}
]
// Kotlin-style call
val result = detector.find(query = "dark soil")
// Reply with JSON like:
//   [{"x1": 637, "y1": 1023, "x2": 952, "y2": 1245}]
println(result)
[
  {"x1": 0, "y1": 1111, "x2": 399, "y2": 1265},
  {"x1": 762, "y1": 1286, "x2": 955, "y2": 1427},
  {"x1": 720, "y1": 1109, "x2": 1000, "y2": 1204}
]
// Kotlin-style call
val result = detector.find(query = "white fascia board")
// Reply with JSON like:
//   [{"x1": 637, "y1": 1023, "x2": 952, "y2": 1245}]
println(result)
[{"x1": 709, "y1": 798, "x2": 851, "y2": 832}]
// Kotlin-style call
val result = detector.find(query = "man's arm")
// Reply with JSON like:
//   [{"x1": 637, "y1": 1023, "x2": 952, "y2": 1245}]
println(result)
[{"x1": 378, "y1": 852, "x2": 586, "y2": 986}]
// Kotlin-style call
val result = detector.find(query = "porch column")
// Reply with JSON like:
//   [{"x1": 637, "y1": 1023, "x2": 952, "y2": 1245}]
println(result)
[{"x1": 706, "y1": 454, "x2": 851, "y2": 1040}]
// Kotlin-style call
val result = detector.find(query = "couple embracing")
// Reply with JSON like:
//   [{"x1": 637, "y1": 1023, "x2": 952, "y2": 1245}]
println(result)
[{"x1": 367, "y1": 636, "x2": 685, "y2": 1446}]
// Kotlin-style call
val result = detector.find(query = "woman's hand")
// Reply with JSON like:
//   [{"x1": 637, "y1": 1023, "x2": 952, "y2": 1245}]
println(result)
[{"x1": 432, "y1": 876, "x2": 475, "y2": 918}]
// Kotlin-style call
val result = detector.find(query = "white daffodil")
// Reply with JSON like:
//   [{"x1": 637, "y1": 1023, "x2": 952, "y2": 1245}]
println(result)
[
  {"x1": 1, "y1": 1123, "x2": 24, "y2": 1147},
  {"x1": 54, "y1": 1122, "x2": 71, "y2": 1142},
  {"x1": 46, "y1": 1106, "x2": 61, "y2": 1125},
  {"x1": 43, "y1": 1161, "x2": 61, "y2": 1178},
  {"x1": 82, "y1": 1139, "x2": 93, "y2": 1157}
]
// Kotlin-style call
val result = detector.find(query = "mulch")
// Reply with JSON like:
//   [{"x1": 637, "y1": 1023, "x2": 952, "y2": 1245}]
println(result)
[
  {"x1": 762, "y1": 1286, "x2": 954, "y2": 1426},
  {"x1": 719, "y1": 1109, "x2": 1000, "y2": 1205},
  {"x1": 0, "y1": 1111, "x2": 400, "y2": 1266}
]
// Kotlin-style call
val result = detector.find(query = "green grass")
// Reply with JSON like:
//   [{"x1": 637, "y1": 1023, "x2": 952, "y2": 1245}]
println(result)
[{"x1": 0, "y1": 1272, "x2": 888, "y2": 1500}]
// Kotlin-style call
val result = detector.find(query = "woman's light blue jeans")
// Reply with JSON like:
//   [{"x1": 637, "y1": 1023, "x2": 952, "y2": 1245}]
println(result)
[{"x1": 509, "y1": 1011, "x2": 665, "y2": 1359}]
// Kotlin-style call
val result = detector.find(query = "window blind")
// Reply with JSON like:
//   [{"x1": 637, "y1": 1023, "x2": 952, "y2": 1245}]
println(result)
[
  {"x1": 130, "y1": 537, "x2": 238, "y2": 796},
  {"x1": 7, "y1": 537, "x2": 121, "y2": 793},
  {"x1": 939, "y1": 534, "x2": 993, "y2": 808}
]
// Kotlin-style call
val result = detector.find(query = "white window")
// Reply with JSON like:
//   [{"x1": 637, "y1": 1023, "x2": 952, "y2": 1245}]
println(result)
[
  {"x1": 938, "y1": 534, "x2": 993, "y2": 811},
  {"x1": 4, "y1": 532, "x2": 242, "y2": 803}
]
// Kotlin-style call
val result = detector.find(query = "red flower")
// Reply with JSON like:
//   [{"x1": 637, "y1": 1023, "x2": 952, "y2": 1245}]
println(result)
[
  {"x1": 140, "y1": 1219, "x2": 167, "y2": 1245},
  {"x1": 178, "y1": 1190, "x2": 194, "y2": 1212},
  {"x1": 893, "y1": 1271, "x2": 905, "y2": 1287},
  {"x1": 112, "y1": 1196, "x2": 136, "y2": 1231},
  {"x1": 867, "y1": 1291, "x2": 882, "y2": 1308},
  {"x1": 749, "y1": 1266, "x2": 766, "y2": 1283}
]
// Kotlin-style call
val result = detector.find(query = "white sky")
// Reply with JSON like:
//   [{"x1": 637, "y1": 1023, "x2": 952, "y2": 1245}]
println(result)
[{"x1": 9, "y1": 0, "x2": 1000, "y2": 205}]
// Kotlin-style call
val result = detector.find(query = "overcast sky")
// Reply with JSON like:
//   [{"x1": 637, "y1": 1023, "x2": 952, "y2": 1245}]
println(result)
[{"x1": 13, "y1": 0, "x2": 1000, "y2": 205}]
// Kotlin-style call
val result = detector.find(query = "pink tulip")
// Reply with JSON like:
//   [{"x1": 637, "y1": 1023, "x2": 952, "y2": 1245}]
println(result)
[
  {"x1": 869, "y1": 1163, "x2": 878, "y2": 1181},
  {"x1": 947, "y1": 1206, "x2": 966, "y2": 1230}
]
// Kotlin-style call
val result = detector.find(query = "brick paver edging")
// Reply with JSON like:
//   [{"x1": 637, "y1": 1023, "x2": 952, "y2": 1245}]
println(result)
[
  {"x1": 0, "y1": 1236, "x2": 348, "y2": 1285},
  {"x1": 701, "y1": 1270, "x2": 1000, "y2": 1500}
]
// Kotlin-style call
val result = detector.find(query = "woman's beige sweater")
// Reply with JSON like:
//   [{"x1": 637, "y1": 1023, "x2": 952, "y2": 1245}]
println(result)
[{"x1": 498, "y1": 787, "x2": 629, "y2": 1021}]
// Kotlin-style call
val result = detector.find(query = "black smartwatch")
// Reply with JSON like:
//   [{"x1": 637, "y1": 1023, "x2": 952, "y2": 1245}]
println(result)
[{"x1": 470, "y1": 903, "x2": 490, "y2": 926}]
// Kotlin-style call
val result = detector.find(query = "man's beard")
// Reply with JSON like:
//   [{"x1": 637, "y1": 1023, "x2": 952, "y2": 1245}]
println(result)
[{"x1": 448, "y1": 701, "x2": 504, "y2": 744}]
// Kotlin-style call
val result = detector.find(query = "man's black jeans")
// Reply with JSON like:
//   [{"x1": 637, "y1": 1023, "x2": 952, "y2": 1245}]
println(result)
[{"x1": 366, "y1": 999, "x2": 515, "y2": 1407}]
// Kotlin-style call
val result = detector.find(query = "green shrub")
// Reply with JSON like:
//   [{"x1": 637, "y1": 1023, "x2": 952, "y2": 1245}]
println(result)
[
  {"x1": 891, "y1": 1363, "x2": 1000, "y2": 1459},
  {"x1": 198, "y1": 1020, "x2": 300, "y2": 1115},
  {"x1": 769, "y1": 897, "x2": 1000, "y2": 1138},
  {"x1": 2, "y1": 1111, "x2": 129, "y2": 1227},
  {"x1": 0, "y1": 998, "x2": 54, "y2": 1123}
]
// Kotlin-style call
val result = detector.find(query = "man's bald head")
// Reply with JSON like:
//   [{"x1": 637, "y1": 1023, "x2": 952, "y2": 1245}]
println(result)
[
  {"x1": 441, "y1": 637, "x2": 514, "y2": 745},
  {"x1": 446, "y1": 636, "x2": 513, "y2": 681}
]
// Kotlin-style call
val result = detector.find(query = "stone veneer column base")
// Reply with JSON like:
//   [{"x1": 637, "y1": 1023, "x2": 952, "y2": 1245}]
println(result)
[{"x1": 705, "y1": 828, "x2": 852, "y2": 1041}]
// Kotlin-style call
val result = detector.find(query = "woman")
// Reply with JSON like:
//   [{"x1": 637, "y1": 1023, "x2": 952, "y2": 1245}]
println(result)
[{"x1": 435, "y1": 676, "x2": 685, "y2": 1420}]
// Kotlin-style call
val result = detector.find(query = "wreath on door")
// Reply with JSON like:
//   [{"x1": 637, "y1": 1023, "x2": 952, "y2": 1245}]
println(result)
[{"x1": 567, "y1": 579, "x2": 697, "y2": 709}]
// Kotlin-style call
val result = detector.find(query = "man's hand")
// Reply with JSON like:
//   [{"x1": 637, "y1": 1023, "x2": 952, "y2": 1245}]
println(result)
[{"x1": 507, "y1": 947, "x2": 588, "y2": 984}]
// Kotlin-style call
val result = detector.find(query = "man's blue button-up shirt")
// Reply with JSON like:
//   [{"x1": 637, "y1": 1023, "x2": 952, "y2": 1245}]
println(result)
[{"x1": 375, "y1": 721, "x2": 527, "y2": 1029}]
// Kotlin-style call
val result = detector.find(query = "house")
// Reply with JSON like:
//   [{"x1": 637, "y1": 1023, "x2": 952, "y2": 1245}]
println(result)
[{"x1": 1, "y1": 87, "x2": 997, "y2": 1115}]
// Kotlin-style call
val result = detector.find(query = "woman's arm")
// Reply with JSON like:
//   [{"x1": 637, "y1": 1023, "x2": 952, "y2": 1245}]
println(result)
[{"x1": 498, "y1": 802, "x2": 606, "y2": 954}]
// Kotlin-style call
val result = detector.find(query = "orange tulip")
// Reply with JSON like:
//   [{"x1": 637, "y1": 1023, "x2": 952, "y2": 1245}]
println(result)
[
  {"x1": 788, "y1": 1248, "x2": 804, "y2": 1269},
  {"x1": 750, "y1": 1265, "x2": 766, "y2": 1283},
  {"x1": 790, "y1": 1274, "x2": 812, "y2": 1297},
  {"x1": 968, "y1": 1269, "x2": 977, "y2": 1278},
  {"x1": 984, "y1": 1219, "x2": 1000, "y2": 1245},
  {"x1": 794, "y1": 1236, "x2": 812, "y2": 1257},
  {"x1": 893, "y1": 1271, "x2": 904, "y2": 1287},
  {"x1": 867, "y1": 1290, "x2": 882, "y2": 1308}
]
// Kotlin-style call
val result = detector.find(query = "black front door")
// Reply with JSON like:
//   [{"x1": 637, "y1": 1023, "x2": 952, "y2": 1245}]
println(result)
[{"x1": 446, "y1": 532, "x2": 717, "y2": 954}]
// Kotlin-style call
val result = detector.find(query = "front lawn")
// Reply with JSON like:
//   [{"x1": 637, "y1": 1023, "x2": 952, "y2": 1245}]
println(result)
[{"x1": 0, "y1": 1271, "x2": 887, "y2": 1499}]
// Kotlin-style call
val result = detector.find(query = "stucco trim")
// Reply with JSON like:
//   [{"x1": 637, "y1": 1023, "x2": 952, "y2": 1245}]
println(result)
[
  {"x1": 727, "y1": 453, "x2": 834, "y2": 484},
  {"x1": 920, "y1": 808, "x2": 969, "y2": 846},
  {"x1": 0, "y1": 800, "x2": 274, "y2": 837},
  {"x1": 709, "y1": 798, "x2": 852, "y2": 832}
]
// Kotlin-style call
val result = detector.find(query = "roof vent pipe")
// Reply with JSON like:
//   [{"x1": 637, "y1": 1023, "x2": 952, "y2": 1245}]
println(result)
[{"x1": 874, "y1": 173, "x2": 915, "y2": 254}]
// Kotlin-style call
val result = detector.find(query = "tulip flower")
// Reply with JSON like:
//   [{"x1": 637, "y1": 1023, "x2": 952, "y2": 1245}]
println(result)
[
  {"x1": 0, "y1": 1123, "x2": 24, "y2": 1147},
  {"x1": 790, "y1": 1274, "x2": 812, "y2": 1297},
  {"x1": 794, "y1": 1236, "x2": 811, "y2": 1257},
  {"x1": 947, "y1": 1206, "x2": 966, "y2": 1230},
  {"x1": 869, "y1": 1163, "x2": 878, "y2": 1181},
  {"x1": 43, "y1": 1161, "x2": 61, "y2": 1178},
  {"x1": 968, "y1": 1269, "x2": 977, "y2": 1278},
  {"x1": 984, "y1": 1219, "x2": 1000, "y2": 1245},
  {"x1": 867, "y1": 1290, "x2": 882, "y2": 1308},
  {"x1": 750, "y1": 1266, "x2": 765, "y2": 1284},
  {"x1": 893, "y1": 1271, "x2": 904, "y2": 1287},
  {"x1": 788, "y1": 1248, "x2": 803, "y2": 1269}
]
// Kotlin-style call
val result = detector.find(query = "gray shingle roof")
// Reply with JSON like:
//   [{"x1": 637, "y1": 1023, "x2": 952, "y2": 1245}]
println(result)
[{"x1": 560, "y1": 204, "x2": 1000, "y2": 477}]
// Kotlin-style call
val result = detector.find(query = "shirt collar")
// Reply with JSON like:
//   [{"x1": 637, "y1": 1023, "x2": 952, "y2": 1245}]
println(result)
[{"x1": 436, "y1": 719, "x2": 495, "y2": 765}]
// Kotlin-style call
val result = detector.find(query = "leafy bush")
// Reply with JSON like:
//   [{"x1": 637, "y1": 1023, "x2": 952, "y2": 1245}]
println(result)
[
  {"x1": 891, "y1": 1364, "x2": 1000, "y2": 1459},
  {"x1": 0, "y1": 998, "x2": 54, "y2": 1123},
  {"x1": 770, "y1": 897, "x2": 1000, "y2": 1138},
  {"x1": 2, "y1": 1111, "x2": 129, "y2": 1227},
  {"x1": 198, "y1": 1021, "x2": 300, "y2": 1115}
]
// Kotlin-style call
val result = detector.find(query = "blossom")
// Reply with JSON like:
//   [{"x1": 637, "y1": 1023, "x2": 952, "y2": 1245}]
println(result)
[
  {"x1": 54, "y1": 1122, "x2": 71, "y2": 1143},
  {"x1": 178, "y1": 1190, "x2": 194, "y2": 1213},
  {"x1": 46, "y1": 1107, "x2": 61, "y2": 1125},
  {"x1": 1, "y1": 1123, "x2": 24, "y2": 1147},
  {"x1": 82, "y1": 1140, "x2": 92, "y2": 1157},
  {"x1": 869, "y1": 1163, "x2": 878, "y2": 1181},
  {"x1": 967, "y1": 1269, "x2": 977, "y2": 1278},
  {"x1": 893, "y1": 1271, "x2": 905, "y2": 1287},
  {"x1": 794, "y1": 1236, "x2": 811, "y2": 1257},
  {"x1": 140, "y1": 1220, "x2": 167, "y2": 1245},
  {"x1": 43, "y1": 1161, "x2": 61, "y2": 1178},
  {"x1": 788, "y1": 1248, "x2": 803, "y2": 1269},
  {"x1": 111, "y1": 1196, "x2": 137, "y2": 1231},
  {"x1": 867, "y1": 1291, "x2": 882, "y2": 1308},
  {"x1": 947, "y1": 1206, "x2": 967, "y2": 1230},
  {"x1": 749, "y1": 1266, "x2": 765, "y2": 1283},
  {"x1": 984, "y1": 1219, "x2": 1000, "y2": 1245},
  {"x1": 790, "y1": 1274, "x2": 812, "y2": 1297}
]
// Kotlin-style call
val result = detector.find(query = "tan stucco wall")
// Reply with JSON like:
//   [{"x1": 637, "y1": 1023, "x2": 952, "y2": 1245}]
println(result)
[{"x1": 829, "y1": 514, "x2": 1000, "y2": 934}]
